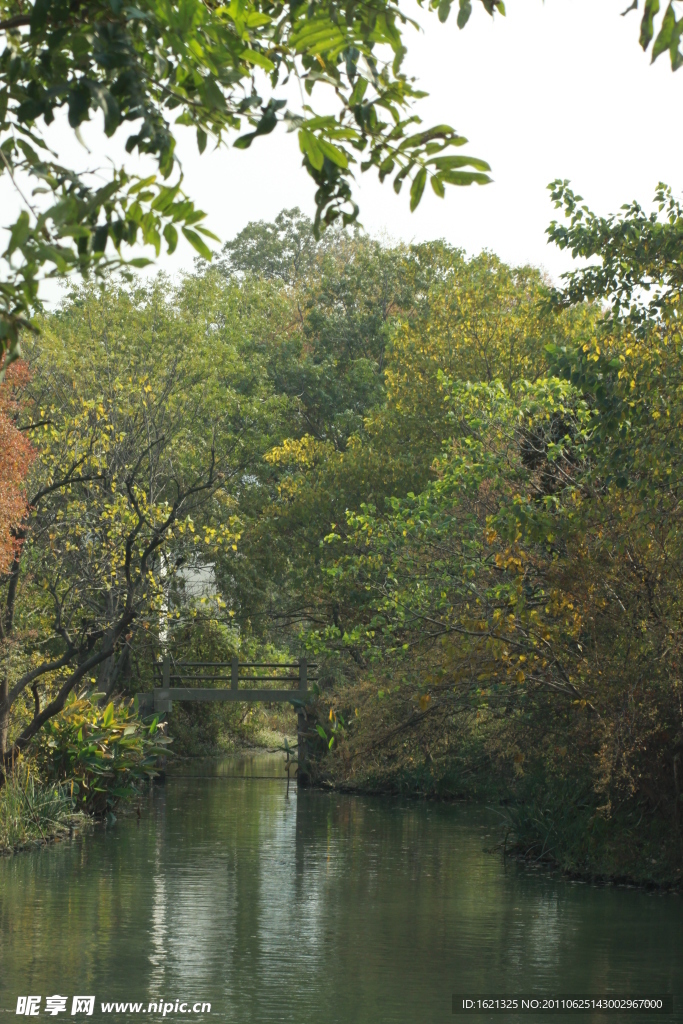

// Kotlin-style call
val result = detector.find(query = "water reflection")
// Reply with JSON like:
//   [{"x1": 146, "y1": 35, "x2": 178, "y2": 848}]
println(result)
[{"x1": 0, "y1": 754, "x2": 681, "y2": 1023}]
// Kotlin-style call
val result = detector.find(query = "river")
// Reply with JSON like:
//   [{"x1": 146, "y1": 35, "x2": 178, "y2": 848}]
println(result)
[{"x1": 0, "y1": 753, "x2": 681, "y2": 1023}]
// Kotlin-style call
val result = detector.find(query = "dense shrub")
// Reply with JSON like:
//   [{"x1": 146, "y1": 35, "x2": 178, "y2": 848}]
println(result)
[{"x1": 32, "y1": 691, "x2": 170, "y2": 815}]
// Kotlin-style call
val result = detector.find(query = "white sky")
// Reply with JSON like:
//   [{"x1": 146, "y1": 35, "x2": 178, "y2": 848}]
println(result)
[{"x1": 1, "y1": 0, "x2": 681, "y2": 290}]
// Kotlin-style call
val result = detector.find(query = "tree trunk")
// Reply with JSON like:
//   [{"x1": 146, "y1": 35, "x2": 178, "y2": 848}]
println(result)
[{"x1": 99, "y1": 645, "x2": 132, "y2": 704}]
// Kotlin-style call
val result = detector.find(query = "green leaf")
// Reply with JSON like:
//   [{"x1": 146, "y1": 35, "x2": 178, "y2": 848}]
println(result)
[
  {"x1": 67, "y1": 84, "x2": 90, "y2": 128},
  {"x1": 200, "y1": 77, "x2": 227, "y2": 113},
  {"x1": 317, "y1": 138, "x2": 348, "y2": 169},
  {"x1": 379, "y1": 156, "x2": 395, "y2": 182},
  {"x1": 350, "y1": 78, "x2": 368, "y2": 105},
  {"x1": 163, "y1": 223, "x2": 178, "y2": 254},
  {"x1": 92, "y1": 224, "x2": 109, "y2": 254},
  {"x1": 299, "y1": 130, "x2": 325, "y2": 170},
  {"x1": 234, "y1": 100, "x2": 281, "y2": 149},
  {"x1": 651, "y1": 2, "x2": 676, "y2": 60},
  {"x1": 429, "y1": 154, "x2": 491, "y2": 172},
  {"x1": 6, "y1": 211, "x2": 31, "y2": 256},
  {"x1": 457, "y1": 0, "x2": 473, "y2": 29},
  {"x1": 182, "y1": 226, "x2": 213, "y2": 260},
  {"x1": 640, "y1": 0, "x2": 660, "y2": 48},
  {"x1": 29, "y1": 0, "x2": 51, "y2": 32},
  {"x1": 399, "y1": 126, "x2": 460, "y2": 150},
  {"x1": 240, "y1": 48, "x2": 275, "y2": 72},
  {"x1": 195, "y1": 225, "x2": 221, "y2": 241},
  {"x1": 410, "y1": 167, "x2": 427, "y2": 211},
  {"x1": 440, "y1": 170, "x2": 491, "y2": 185},
  {"x1": 393, "y1": 163, "x2": 413, "y2": 195},
  {"x1": 431, "y1": 175, "x2": 445, "y2": 198},
  {"x1": 245, "y1": 11, "x2": 272, "y2": 27},
  {"x1": 128, "y1": 175, "x2": 157, "y2": 195},
  {"x1": 102, "y1": 702, "x2": 114, "y2": 728}
]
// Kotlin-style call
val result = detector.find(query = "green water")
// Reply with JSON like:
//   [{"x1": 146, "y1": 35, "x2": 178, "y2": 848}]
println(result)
[{"x1": 0, "y1": 753, "x2": 681, "y2": 1023}]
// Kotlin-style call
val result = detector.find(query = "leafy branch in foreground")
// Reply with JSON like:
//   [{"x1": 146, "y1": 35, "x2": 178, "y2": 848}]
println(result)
[
  {"x1": 0, "y1": 0, "x2": 506, "y2": 364},
  {"x1": 629, "y1": 0, "x2": 683, "y2": 70}
]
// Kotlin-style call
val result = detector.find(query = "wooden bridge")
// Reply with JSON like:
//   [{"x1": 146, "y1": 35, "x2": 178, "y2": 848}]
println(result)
[{"x1": 136, "y1": 657, "x2": 316, "y2": 782}]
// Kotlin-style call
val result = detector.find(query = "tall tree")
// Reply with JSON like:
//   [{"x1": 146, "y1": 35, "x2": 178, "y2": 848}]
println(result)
[
  {"x1": 0, "y1": 277, "x2": 284, "y2": 772},
  {"x1": 309, "y1": 183, "x2": 683, "y2": 874}
]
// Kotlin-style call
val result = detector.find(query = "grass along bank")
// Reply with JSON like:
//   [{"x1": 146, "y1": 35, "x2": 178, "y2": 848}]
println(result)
[{"x1": 0, "y1": 766, "x2": 87, "y2": 855}]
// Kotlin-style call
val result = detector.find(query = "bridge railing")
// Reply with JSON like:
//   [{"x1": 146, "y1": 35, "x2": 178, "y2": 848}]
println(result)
[
  {"x1": 136, "y1": 656, "x2": 316, "y2": 785},
  {"x1": 136, "y1": 656, "x2": 317, "y2": 716}
]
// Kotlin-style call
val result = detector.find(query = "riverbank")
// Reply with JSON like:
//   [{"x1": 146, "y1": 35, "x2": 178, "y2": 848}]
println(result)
[
  {"x1": 321, "y1": 778, "x2": 683, "y2": 892},
  {"x1": 310, "y1": 772, "x2": 683, "y2": 891},
  {"x1": 305, "y1": 677, "x2": 683, "y2": 892},
  {"x1": 172, "y1": 697, "x2": 681, "y2": 892},
  {"x1": 0, "y1": 770, "x2": 88, "y2": 856},
  {"x1": 307, "y1": 748, "x2": 683, "y2": 891}
]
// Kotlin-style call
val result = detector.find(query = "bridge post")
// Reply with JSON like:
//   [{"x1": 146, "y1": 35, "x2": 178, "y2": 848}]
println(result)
[
  {"x1": 153, "y1": 655, "x2": 172, "y2": 777},
  {"x1": 231, "y1": 657, "x2": 239, "y2": 692},
  {"x1": 154, "y1": 655, "x2": 172, "y2": 716},
  {"x1": 297, "y1": 657, "x2": 309, "y2": 786}
]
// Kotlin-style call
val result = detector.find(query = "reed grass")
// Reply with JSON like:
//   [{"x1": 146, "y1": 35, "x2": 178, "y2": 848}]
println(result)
[{"x1": 0, "y1": 765, "x2": 86, "y2": 854}]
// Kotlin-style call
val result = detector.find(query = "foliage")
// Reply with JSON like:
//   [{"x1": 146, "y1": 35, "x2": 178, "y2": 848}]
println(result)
[
  {"x1": 0, "y1": 276, "x2": 270, "y2": 768},
  {"x1": 547, "y1": 180, "x2": 683, "y2": 334},
  {"x1": 1, "y1": 0, "x2": 678, "y2": 365},
  {"x1": 165, "y1": 617, "x2": 247, "y2": 757},
  {"x1": 0, "y1": 359, "x2": 33, "y2": 574},
  {"x1": 0, "y1": 761, "x2": 82, "y2": 852},
  {"x1": 4, "y1": 197, "x2": 683, "y2": 880},
  {"x1": 216, "y1": 207, "x2": 328, "y2": 284},
  {"x1": 0, "y1": 0, "x2": 509, "y2": 364},
  {"x1": 504, "y1": 769, "x2": 682, "y2": 885},
  {"x1": 32, "y1": 690, "x2": 169, "y2": 815},
  {"x1": 305, "y1": 185, "x2": 683, "y2": 879},
  {"x1": 631, "y1": 0, "x2": 683, "y2": 70},
  {"x1": 241, "y1": 236, "x2": 588, "y2": 646}
]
